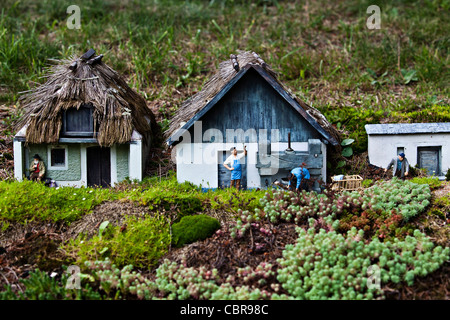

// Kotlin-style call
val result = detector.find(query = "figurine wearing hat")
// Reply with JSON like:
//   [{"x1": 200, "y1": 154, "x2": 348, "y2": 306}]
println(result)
[
  {"x1": 385, "y1": 152, "x2": 409, "y2": 179},
  {"x1": 29, "y1": 154, "x2": 46, "y2": 181}
]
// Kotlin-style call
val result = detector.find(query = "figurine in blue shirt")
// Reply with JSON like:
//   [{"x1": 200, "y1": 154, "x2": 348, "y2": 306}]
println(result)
[{"x1": 288, "y1": 166, "x2": 311, "y2": 192}]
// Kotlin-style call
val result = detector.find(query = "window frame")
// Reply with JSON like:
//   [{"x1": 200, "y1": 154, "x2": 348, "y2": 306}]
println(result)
[
  {"x1": 47, "y1": 145, "x2": 68, "y2": 170},
  {"x1": 62, "y1": 104, "x2": 94, "y2": 137}
]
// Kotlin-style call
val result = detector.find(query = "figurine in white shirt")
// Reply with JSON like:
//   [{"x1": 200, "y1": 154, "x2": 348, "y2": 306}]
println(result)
[{"x1": 223, "y1": 146, "x2": 247, "y2": 189}]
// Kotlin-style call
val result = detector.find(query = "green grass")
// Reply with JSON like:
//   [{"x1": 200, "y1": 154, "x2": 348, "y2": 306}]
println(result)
[
  {"x1": 120, "y1": 171, "x2": 267, "y2": 215},
  {"x1": 0, "y1": 179, "x2": 114, "y2": 226},
  {"x1": 0, "y1": 0, "x2": 447, "y2": 168},
  {"x1": 64, "y1": 214, "x2": 172, "y2": 269},
  {"x1": 0, "y1": 0, "x2": 447, "y2": 116},
  {"x1": 0, "y1": 172, "x2": 267, "y2": 227},
  {"x1": 410, "y1": 176, "x2": 442, "y2": 189}
]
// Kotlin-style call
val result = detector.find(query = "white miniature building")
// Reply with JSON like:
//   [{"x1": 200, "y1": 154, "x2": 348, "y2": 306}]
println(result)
[{"x1": 365, "y1": 122, "x2": 450, "y2": 179}]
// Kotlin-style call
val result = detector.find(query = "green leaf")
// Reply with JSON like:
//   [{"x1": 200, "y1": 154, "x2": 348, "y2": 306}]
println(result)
[
  {"x1": 79, "y1": 273, "x2": 96, "y2": 282},
  {"x1": 341, "y1": 138, "x2": 355, "y2": 146},
  {"x1": 300, "y1": 69, "x2": 305, "y2": 79},
  {"x1": 342, "y1": 147, "x2": 353, "y2": 157},
  {"x1": 336, "y1": 160, "x2": 346, "y2": 169},
  {"x1": 401, "y1": 69, "x2": 418, "y2": 84},
  {"x1": 99, "y1": 247, "x2": 109, "y2": 255},
  {"x1": 367, "y1": 68, "x2": 377, "y2": 78},
  {"x1": 99, "y1": 220, "x2": 110, "y2": 238}
]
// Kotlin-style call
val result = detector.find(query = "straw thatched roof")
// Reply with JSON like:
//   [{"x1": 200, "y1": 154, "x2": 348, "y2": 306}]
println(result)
[
  {"x1": 16, "y1": 50, "x2": 158, "y2": 147},
  {"x1": 165, "y1": 51, "x2": 340, "y2": 146}
]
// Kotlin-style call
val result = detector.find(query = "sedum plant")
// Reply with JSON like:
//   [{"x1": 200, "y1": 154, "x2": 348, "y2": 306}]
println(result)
[{"x1": 276, "y1": 227, "x2": 449, "y2": 300}]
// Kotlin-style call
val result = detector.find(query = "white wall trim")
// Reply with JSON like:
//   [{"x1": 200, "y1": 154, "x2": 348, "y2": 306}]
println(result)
[
  {"x1": 129, "y1": 140, "x2": 143, "y2": 181},
  {"x1": 321, "y1": 142, "x2": 327, "y2": 182},
  {"x1": 13, "y1": 140, "x2": 23, "y2": 181},
  {"x1": 111, "y1": 144, "x2": 118, "y2": 186},
  {"x1": 53, "y1": 180, "x2": 85, "y2": 188},
  {"x1": 80, "y1": 145, "x2": 88, "y2": 187}
]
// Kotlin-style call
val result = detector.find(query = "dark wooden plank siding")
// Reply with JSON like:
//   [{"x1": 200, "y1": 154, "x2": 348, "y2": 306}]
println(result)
[
  {"x1": 418, "y1": 147, "x2": 441, "y2": 176},
  {"x1": 190, "y1": 68, "x2": 321, "y2": 143},
  {"x1": 87, "y1": 146, "x2": 111, "y2": 187}
]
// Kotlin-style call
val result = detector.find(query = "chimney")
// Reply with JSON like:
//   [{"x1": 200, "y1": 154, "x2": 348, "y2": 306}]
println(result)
[{"x1": 285, "y1": 132, "x2": 294, "y2": 153}]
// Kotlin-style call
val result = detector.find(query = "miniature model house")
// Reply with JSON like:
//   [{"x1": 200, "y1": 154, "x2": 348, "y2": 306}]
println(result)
[
  {"x1": 166, "y1": 51, "x2": 339, "y2": 190},
  {"x1": 365, "y1": 122, "x2": 450, "y2": 179},
  {"x1": 14, "y1": 49, "x2": 158, "y2": 187}
]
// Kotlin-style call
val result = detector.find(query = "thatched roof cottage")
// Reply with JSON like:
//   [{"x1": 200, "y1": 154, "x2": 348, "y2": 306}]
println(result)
[
  {"x1": 14, "y1": 49, "x2": 158, "y2": 187},
  {"x1": 166, "y1": 51, "x2": 339, "y2": 190}
]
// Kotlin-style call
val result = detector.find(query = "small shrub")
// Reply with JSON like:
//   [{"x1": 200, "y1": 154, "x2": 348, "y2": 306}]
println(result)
[
  {"x1": 0, "y1": 269, "x2": 101, "y2": 300},
  {"x1": 82, "y1": 259, "x2": 156, "y2": 300},
  {"x1": 431, "y1": 195, "x2": 450, "y2": 220},
  {"x1": 446, "y1": 168, "x2": 450, "y2": 181},
  {"x1": 172, "y1": 215, "x2": 221, "y2": 248},
  {"x1": 362, "y1": 179, "x2": 373, "y2": 188},
  {"x1": 153, "y1": 259, "x2": 274, "y2": 300},
  {"x1": 410, "y1": 176, "x2": 442, "y2": 189}
]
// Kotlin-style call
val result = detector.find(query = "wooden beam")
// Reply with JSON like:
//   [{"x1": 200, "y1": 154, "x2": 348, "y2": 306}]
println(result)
[{"x1": 80, "y1": 49, "x2": 96, "y2": 61}]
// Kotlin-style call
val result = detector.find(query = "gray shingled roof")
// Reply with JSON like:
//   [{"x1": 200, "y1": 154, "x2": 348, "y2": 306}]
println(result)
[{"x1": 365, "y1": 123, "x2": 450, "y2": 135}]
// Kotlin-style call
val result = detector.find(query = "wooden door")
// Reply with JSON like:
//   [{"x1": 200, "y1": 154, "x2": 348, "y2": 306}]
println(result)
[
  {"x1": 87, "y1": 146, "x2": 111, "y2": 187},
  {"x1": 418, "y1": 147, "x2": 440, "y2": 176},
  {"x1": 217, "y1": 151, "x2": 247, "y2": 189}
]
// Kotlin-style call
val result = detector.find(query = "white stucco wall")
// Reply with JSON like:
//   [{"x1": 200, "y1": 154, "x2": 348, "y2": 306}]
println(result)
[
  {"x1": 175, "y1": 142, "x2": 261, "y2": 188},
  {"x1": 14, "y1": 139, "x2": 142, "y2": 187},
  {"x1": 367, "y1": 133, "x2": 450, "y2": 176},
  {"x1": 174, "y1": 141, "x2": 327, "y2": 189}
]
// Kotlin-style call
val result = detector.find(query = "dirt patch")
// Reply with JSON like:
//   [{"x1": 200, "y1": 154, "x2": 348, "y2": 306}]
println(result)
[
  {"x1": 433, "y1": 181, "x2": 450, "y2": 199},
  {"x1": 412, "y1": 181, "x2": 450, "y2": 247},
  {"x1": 63, "y1": 200, "x2": 153, "y2": 241},
  {"x1": 386, "y1": 261, "x2": 450, "y2": 300},
  {"x1": 2, "y1": 230, "x2": 64, "y2": 270},
  {"x1": 0, "y1": 227, "x2": 66, "y2": 290},
  {"x1": 163, "y1": 221, "x2": 298, "y2": 293},
  {"x1": 0, "y1": 222, "x2": 66, "y2": 248},
  {"x1": 0, "y1": 200, "x2": 153, "y2": 247}
]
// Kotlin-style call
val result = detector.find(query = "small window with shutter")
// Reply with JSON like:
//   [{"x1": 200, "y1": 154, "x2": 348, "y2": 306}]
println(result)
[{"x1": 63, "y1": 104, "x2": 94, "y2": 136}]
